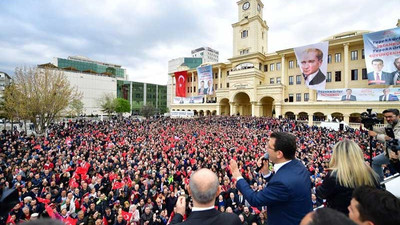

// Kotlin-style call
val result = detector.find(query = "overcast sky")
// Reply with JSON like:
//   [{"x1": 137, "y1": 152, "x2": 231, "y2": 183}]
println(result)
[{"x1": 0, "y1": 0, "x2": 399, "y2": 85}]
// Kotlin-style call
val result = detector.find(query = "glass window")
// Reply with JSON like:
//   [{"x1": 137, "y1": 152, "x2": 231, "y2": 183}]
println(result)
[
  {"x1": 296, "y1": 75, "x2": 301, "y2": 84},
  {"x1": 335, "y1": 53, "x2": 341, "y2": 63},
  {"x1": 304, "y1": 93, "x2": 309, "y2": 102},
  {"x1": 289, "y1": 60, "x2": 294, "y2": 69},
  {"x1": 276, "y1": 62, "x2": 281, "y2": 71},
  {"x1": 335, "y1": 71, "x2": 341, "y2": 82},
  {"x1": 351, "y1": 50, "x2": 358, "y2": 60},
  {"x1": 351, "y1": 69, "x2": 358, "y2": 80},
  {"x1": 296, "y1": 93, "x2": 301, "y2": 102},
  {"x1": 362, "y1": 68, "x2": 368, "y2": 80},
  {"x1": 289, "y1": 94, "x2": 294, "y2": 102},
  {"x1": 226, "y1": 71, "x2": 229, "y2": 76},
  {"x1": 362, "y1": 49, "x2": 365, "y2": 59},
  {"x1": 289, "y1": 76, "x2": 294, "y2": 85},
  {"x1": 276, "y1": 77, "x2": 281, "y2": 84},
  {"x1": 270, "y1": 78, "x2": 275, "y2": 84},
  {"x1": 241, "y1": 30, "x2": 248, "y2": 38},
  {"x1": 227, "y1": 83, "x2": 229, "y2": 88},
  {"x1": 264, "y1": 64, "x2": 268, "y2": 72},
  {"x1": 328, "y1": 54, "x2": 332, "y2": 64},
  {"x1": 270, "y1": 63, "x2": 275, "y2": 71},
  {"x1": 326, "y1": 72, "x2": 332, "y2": 82}
]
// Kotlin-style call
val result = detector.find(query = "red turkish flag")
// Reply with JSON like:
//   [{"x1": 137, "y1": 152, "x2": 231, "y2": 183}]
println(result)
[
  {"x1": 112, "y1": 181, "x2": 125, "y2": 190},
  {"x1": 175, "y1": 71, "x2": 187, "y2": 97},
  {"x1": 103, "y1": 216, "x2": 108, "y2": 225},
  {"x1": 63, "y1": 217, "x2": 77, "y2": 225},
  {"x1": 37, "y1": 197, "x2": 50, "y2": 204},
  {"x1": 121, "y1": 210, "x2": 132, "y2": 222}
]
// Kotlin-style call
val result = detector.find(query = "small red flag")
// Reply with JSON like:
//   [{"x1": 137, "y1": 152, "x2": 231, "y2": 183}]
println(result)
[{"x1": 121, "y1": 210, "x2": 132, "y2": 222}]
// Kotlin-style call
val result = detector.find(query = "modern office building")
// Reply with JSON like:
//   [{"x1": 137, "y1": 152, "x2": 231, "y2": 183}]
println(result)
[
  {"x1": 168, "y1": 0, "x2": 400, "y2": 125},
  {"x1": 117, "y1": 80, "x2": 167, "y2": 114},
  {"x1": 53, "y1": 56, "x2": 127, "y2": 80},
  {"x1": 191, "y1": 47, "x2": 219, "y2": 63},
  {"x1": 0, "y1": 71, "x2": 12, "y2": 98},
  {"x1": 38, "y1": 61, "x2": 118, "y2": 115}
]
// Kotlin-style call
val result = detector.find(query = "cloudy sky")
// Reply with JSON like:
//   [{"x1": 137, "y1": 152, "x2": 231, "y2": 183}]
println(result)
[{"x1": 0, "y1": 0, "x2": 399, "y2": 85}]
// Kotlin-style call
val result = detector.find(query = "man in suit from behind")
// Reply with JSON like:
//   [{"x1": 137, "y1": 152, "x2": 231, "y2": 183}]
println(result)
[
  {"x1": 230, "y1": 132, "x2": 312, "y2": 225},
  {"x1": 379, "y1": 88, "x2": 399, "y2": 101},
  {"x1": 367, "y1": 58, "x2": 393, "y2": 85},
  {"x1": 171, "y1": 168, "x2": 241, "y2": 225},
  {"x1": 300, "y1": 48, "x2": 326, "y2": 90},
  {"x1": 341, "y1": 89, "x2": 357, "y2": 101}
]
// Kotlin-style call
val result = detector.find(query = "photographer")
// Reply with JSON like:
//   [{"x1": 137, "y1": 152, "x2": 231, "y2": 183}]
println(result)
[{"x1": 368, "y1": 109, "x2": 400, "y2": 181}]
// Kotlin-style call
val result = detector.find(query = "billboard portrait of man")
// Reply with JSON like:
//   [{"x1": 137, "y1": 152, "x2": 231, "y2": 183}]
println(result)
[
  {"x1": 294, "y1": 42, "x2": 328, "y2": 90},
  {"x1": 379, "y1": 88, "x2": 399, "y2": 101},
  {"x1": 392, "y1": 57, "x2": 400, "y2": 85},
  {"x1": 363, "y1": 27, "x2": 400, "y2": 86},
  {"x1": 341, "y1": 89, "x2": 357, "y2": 101},
  {"x1": 367, "y1": 58, "x2": 393, "y2": 85}
]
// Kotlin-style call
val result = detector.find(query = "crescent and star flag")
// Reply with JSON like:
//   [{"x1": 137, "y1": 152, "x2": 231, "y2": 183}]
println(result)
[
  {"x1": 121, "y1": 210, "x2": 133, "y2": 222},
  {"x1": 175, "y1": 71, "x2": 187, "y2": 97}
]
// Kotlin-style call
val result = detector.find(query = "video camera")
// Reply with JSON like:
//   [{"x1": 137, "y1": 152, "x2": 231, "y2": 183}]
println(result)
[
  {"x1": 360, "y1": 108, "x2": 380, "y2": 130},
  {"x1": 385, "y1": 128, "x2": 400, "y2": 153}
]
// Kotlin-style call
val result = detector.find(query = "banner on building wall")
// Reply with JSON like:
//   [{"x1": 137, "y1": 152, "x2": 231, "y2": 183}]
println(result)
[
  {"x1": 170, "y1": 111, "x2": 195, "y2": 118},
  {"x1": 317, "y1": 88, "x2": 400, "y2": 101},
  {"x1": 363, "y1": 27, "x2": 400, "y2": 85},
  {"x1": 173, "y1": 96, "x2": 204, "y2": 104},
  {"x1": 197, "y1": 65, "x2": 213, "y2": 96},
  {"x1": 174, "y1": 71, "x2": 187, "y2": 97},
  {"x1": 294, "y1": 42, "x2": 329, "y2": 90}
]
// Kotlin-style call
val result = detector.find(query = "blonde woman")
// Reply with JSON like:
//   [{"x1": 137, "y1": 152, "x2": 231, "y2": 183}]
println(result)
[{"x1": 316, "y1": 139, "x2": 379, "y2": 215}]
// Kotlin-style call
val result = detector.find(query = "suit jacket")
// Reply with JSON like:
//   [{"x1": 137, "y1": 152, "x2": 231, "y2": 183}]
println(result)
[
  {"x1": 367, "y1": 71, "x2": 393, "y2": 85},
  {"x1": 236, "y1": 160, "x2": 312, "y2": 225},
  {"x1": 309, "y1": 70, "x2": 326, "y2": 85},
  {"x1": 341, "y1": 95, "x2": 357, "y2": 101},
  {"x1": 379, "y1": 94, "x2": 399, "y2": 101},
  {"x1": 392, "y1": 70, "x2": 400, "y2": 85},
  {"x1": 170, "y1": 208, "x2": 241, "y2": 225}
]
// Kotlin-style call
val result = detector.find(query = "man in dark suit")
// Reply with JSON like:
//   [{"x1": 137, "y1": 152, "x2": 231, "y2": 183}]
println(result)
[
  {"x1": 230, "y1": 132, "x2": 312, "y2": 225},
  {"x1": 300, "y1": 48, "x2": 326, "y2": 90},
  {"x1": 392, "y1": 57, "x2": 400, "y2": 85},
  {"x1": 341, "y1": 89, "x2": 357, "y2": 101},
  {"x1": 171, "y1": 168, "x2": 241, "y2": 225},
  {"x1": 379, "y1": 88, "x2": 399, "y2": 101},
  {"x1": 367, "y1": 58, "x2": 393, "y2": 85}
]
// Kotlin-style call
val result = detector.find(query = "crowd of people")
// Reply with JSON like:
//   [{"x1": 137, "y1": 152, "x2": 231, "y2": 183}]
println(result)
[{"x1": 0, "y1": 116, "x2": 399, "y2": 225}]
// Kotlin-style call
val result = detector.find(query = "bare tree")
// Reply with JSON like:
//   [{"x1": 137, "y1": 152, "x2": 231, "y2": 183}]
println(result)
[{"x1": 8, "y1": 67, "x2": 82, "y2": 134}]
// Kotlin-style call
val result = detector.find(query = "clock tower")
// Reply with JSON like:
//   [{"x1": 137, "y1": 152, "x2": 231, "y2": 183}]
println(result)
[{"x1": 232, "y1": 0, "x2": 268, "y2": 56}]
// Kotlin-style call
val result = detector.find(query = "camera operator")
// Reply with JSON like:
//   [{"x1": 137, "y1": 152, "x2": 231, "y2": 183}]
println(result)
[{"x1": 368, "y1": 109, "x2": 400, "y2": 181}]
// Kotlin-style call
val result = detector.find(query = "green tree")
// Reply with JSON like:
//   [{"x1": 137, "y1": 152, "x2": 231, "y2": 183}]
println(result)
[
  {"x1": 6, "y1": 67, "x2": 81, "y2": 134},
  {"x1": 115, "y1": 98, "x2": 131, "y2": 114},
  {"x1": 67, "y1": 99, "x2": 84, "y2": 117},
  {"x1": 99, "y1": 93, "x2": 116, "y2": 116},
  {"x1": 140, "y1": 104, "x2": 155, "y2": 118}
]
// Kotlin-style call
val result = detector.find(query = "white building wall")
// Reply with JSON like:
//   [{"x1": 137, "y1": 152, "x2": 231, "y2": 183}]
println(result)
[{"x1": 65, "y1": 71, "x2": 117, "y2": 115}]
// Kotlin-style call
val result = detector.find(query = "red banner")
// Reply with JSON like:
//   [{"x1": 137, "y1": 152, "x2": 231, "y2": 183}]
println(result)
[{"x1": 175, "y1": 71, "x2": 187, "y2": 97}]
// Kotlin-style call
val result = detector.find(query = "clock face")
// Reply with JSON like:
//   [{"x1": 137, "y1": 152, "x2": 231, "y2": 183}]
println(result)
[{"x1": 242, "y1": 2, "x2": 250, "y2": 10}]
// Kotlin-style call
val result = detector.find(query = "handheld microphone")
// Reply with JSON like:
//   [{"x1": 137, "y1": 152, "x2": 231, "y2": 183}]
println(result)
[{"x1": 255, "y1": 152, "x2": 269, "y2": 172}]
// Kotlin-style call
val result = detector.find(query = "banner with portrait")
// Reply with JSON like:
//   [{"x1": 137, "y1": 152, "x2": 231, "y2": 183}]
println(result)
[
  {"x1": 196, "y1": 65, "x2": 213, "y2": 96},
  {"x1": 173, "y1": 96, "x2": 204, "y2": 104},
  {"x1": 363, "y1": 27, "x2": 400, "y2": 85},
  {"x1": 294, "y1": 42, "x2": 329, "y2": 90},
  {"x1": 317, "y1": 88, "x2": 400, "y2": 101}
]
